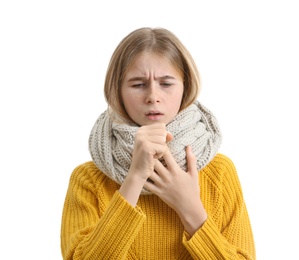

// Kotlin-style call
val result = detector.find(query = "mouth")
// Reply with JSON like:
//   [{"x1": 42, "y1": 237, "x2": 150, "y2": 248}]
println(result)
[
  {"x1": 146, "y1": 111, "x2": 163, "y2": 116},
  {"x1": 145, "y1": 111, "x2": 164, "y2": 120}
]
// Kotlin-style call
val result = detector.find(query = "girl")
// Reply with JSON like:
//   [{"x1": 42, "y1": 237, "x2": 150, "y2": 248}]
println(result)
[{"x1": 61, "y1": 27, "x2": 255, "y2": 259}]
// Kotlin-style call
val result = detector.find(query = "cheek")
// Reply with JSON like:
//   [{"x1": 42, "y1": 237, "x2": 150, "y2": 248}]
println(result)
[
  {"x1": 121, "y1": 89, "x2": 130, "y2": 105},
  {"x1": 173, "y1": 89, "x2": 184, "y2": 111},
  {"x1": 122, "y1": 92, "x2": 139, "y2": 115},
  {"x1": 174, "y1": 88, "x2": 184, "y2": 103},
  {"x1": 123, "y1": 91, "x2": 135, "y2": 103}
]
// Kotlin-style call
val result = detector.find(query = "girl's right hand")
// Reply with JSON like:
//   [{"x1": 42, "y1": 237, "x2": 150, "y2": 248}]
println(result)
[
  {"x1": 119, "y1": 123, "x2": 172, "y2": 206},
  {"x1": 129, "y1": 123, "x2": 173, "y2": 182}
]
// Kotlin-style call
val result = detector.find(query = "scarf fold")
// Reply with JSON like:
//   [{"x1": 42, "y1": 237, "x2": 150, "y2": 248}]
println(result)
[{"x1": 89, "y1": 101, "x2": 222, "y2": 195}]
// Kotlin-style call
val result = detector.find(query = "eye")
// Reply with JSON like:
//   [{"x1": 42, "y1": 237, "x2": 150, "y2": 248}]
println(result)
[
  {"x1": 132, "y1": 82, "x2": 146, "y2": 88},
  {"x1": 160, "y1": 82, "x2": 173, "y2": 87}
]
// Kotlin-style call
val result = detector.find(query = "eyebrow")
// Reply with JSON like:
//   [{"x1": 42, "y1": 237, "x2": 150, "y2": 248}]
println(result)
[{"x1": 128, "y1": 75, "x2": 176, "y2": 82}]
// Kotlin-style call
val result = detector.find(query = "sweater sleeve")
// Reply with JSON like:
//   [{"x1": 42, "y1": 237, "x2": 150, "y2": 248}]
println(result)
[
  {"x1": 182, "y1": 154, "x2": 256, "y2": 259},
  {"x1": 60, "y1": 163, "x2": 146, "y2": 260}
]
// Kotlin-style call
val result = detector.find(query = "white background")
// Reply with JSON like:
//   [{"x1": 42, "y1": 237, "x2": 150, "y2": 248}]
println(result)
[{"x1": 1, "y1": 1, "x2": 298, "y2": 259}]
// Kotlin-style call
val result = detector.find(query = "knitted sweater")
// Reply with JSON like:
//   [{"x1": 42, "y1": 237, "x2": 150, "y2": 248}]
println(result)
[{"x1": 61, "y1": 153, "x2": 255, "y2": 259}]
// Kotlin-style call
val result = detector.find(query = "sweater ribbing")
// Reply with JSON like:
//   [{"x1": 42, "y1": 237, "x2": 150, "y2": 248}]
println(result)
[{"x1": 61, "y1": 153, "x2": 255, "y2": 259}]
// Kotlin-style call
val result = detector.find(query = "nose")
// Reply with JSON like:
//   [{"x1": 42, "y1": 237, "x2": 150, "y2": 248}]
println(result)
[{"x1": 145, "y1": 83, "x2": 160, "y2": 104}]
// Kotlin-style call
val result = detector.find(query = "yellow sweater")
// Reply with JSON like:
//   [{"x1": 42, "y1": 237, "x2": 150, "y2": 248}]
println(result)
[{"x1": 61, "y1": 153, "x2": 255, "y2": 259}]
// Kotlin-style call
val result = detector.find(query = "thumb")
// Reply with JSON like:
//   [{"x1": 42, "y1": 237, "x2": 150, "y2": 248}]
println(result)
[
  {"x1": 186, "y1": 145, "x2": 197, "y2": 174},
  {"x1": 166, "y1": 131, "x2": 173, "y2": 143}
]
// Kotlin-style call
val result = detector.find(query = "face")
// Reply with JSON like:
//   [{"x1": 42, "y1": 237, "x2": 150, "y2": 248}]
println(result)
[{"x1": 121, "y1": 52, "x2": 184, "y2": 126}]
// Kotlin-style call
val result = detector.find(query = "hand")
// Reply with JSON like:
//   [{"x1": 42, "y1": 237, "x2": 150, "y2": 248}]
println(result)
[
  {"x1": 119, "y1": 123, "x2": 173, "y2": 206},
  {"x1": 144, "y1": 145, "x2": 207, "y2": 235},
  {"x1": 129, "y1": 123, "x2": 173, "y2": 182}
]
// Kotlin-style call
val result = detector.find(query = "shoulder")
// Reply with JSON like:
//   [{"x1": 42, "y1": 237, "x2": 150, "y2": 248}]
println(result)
[
  {"x1": 71, "y1": 161, "x2": 100, "y2": 178},
  {"x1": 207, "y1": 153, "x2": 236, "y2": 171},
  {"x1": 68, "y1": 161, "x2": 107, "y2": 190},
  {"x1": 68, "y1": 161, "x2": 120, "y2": 194},
  {"x1": 72, "y1": 161, "x2": 99, "y2": 173},
  {"x1": 200, "y1": 153, "x2": 238, "y2": 185}
]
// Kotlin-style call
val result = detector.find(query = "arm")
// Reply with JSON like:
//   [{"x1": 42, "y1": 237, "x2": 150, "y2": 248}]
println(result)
[
  {"x1": 119, "y1": 123, "x2": 172, "y2": 206},
  {"x1": 144, "y1": 149, "x2": 255, "y2": 259},
  {"x1": 183, "y1": 155, "x2": 256, "y2": 259},
  {"x1": 60, "y1": 163, "x2": 146, "y2": 260},
  {"x1": 61, "y1": 123, "x2": 170, "y2": 259},
  {"x1": 144, "y1": 145, "x2": 207, "y2": 236}
]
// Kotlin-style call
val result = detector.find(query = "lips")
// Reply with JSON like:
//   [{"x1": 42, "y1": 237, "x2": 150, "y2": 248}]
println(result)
[
  {"x1": 145, "y1": 111, "x2": 164, "y2": 120},
  {"x1": 146, "y1": 111, "x2": 163, "y2": 116}
]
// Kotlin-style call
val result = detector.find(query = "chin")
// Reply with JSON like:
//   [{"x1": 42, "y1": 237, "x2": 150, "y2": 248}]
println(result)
[{"x1": 141, "y1": 120, "x2": 163, "y2": 126}]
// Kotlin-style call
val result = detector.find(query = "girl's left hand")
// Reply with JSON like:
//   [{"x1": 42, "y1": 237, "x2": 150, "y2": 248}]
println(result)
[{"x1": 143, "y1": 145, "x2": 208, "y2": 236}]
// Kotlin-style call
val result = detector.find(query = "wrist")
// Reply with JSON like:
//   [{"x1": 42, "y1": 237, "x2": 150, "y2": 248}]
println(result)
[
  {"x1": 119, "y1": 171, "x2": 146, "y2": 207},
  {"x1": 178, "y1": 203, "x2": 207, "y2": 237}
]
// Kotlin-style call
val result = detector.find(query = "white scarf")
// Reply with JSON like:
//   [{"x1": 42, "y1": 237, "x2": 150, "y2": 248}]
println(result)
[{"x1": 89, "y1": 101, "x2": 222, "y2": 195}]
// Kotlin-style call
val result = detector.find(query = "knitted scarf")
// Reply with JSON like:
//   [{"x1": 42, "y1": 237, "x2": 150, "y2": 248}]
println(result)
[{"x1": 89, "y1": 101, "x2": 222, "y2": 195}]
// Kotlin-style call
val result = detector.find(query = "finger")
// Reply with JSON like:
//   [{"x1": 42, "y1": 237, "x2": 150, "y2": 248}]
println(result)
[
  {"x1": 166, "y1": 131, "x2": 173, "y2": 143},
  {"x1": 137, "y1": 127, "x2": 169, "y2": 145},
  {"x1": 143, "y1": 175, "x2": 161, "y2": 194},
  {"x1": 152, "y1": 142, "x2": 172, "y2": 159},
  {"x1": 143, "y1": 180, "x2": 156, "y2": 193},
  {"x1": 186, "y1": 145, "x2": 197, "y2": 174},
  {"x1": 154, "y1": 159, "x2": 167, "y2": 175},
  {"x1": 161, "y1": 146, "x2": 177, "y2": 170},
  {"x1": 148, "y1": 169, "x2": 161, "y2": 183}
]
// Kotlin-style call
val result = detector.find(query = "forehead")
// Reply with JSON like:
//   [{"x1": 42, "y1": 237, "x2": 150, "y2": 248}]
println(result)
[{"x1": 125, "y1": 52, "x2": 182, "y2": 77}]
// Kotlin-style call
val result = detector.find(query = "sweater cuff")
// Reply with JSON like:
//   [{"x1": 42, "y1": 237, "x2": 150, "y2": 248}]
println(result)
[
  {"x1": 91, "y1": 191, "x2": 146, "y2": 248},
  {"x1": 182, "y1": 217, "x2": 227, "y2": 258},
  {"x1": 103, "y1": 190, "x2": 146, "y2": 232}
]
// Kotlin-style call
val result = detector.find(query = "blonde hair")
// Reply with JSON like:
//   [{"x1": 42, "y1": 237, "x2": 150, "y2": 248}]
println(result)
[{"x1": 104, "y1": 27, "x2": 201, "y2": 120}]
